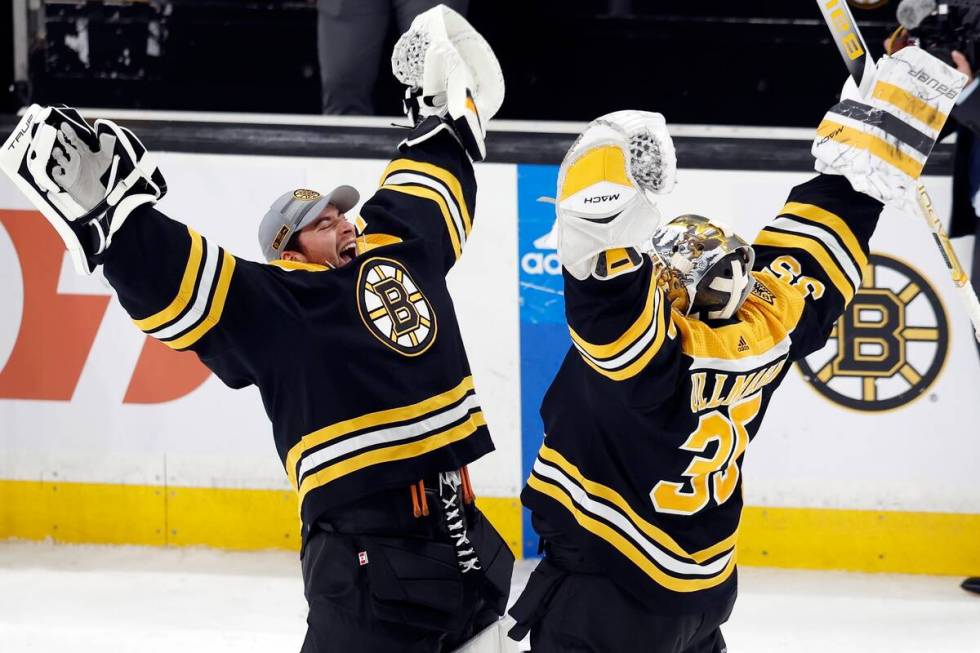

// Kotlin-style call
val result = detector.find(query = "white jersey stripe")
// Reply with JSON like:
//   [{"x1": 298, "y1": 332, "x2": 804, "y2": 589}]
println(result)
[
  {"x1": 298, "y1": 393, "x2": 482, "y2": 481},
  {"x1": 149, "y1": 238, "x2": 221, "y2": 340},
  {"x1": 573, "y1": 289, "x2": 662, "y2": 370},
  {"x1": 532, "y1": 458, "x2": 734, "y2": 577},
  {"x1": 771, "y1": 217, "x2": 863, "y2": 290},
  {"x1": 688, "y1": 334, "x2": 792, "y2": 373},
  {"x1": 383, "y1": 171, "x2": 467, "y2": 244}
]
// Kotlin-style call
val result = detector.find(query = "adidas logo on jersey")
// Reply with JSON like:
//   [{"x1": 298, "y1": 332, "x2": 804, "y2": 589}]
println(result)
[{"x1": 737, "y1": 337, "x2": 750, "y2": 353}]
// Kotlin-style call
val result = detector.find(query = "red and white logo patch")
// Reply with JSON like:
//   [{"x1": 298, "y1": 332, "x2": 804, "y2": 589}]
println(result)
[{"x1": 358, "y1": 551, "x2": 369, "y2": 566}]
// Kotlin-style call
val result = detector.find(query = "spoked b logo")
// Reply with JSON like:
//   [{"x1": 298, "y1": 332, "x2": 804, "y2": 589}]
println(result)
[
  {"x1": 357, "y1": 257, "x2": 437, "y2": 357},
  {"x1": 797, "y1": 253, "x2": 948, "y2": 411}
]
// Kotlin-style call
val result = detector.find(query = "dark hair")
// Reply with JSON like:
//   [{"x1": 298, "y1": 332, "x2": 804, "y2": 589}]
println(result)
[{"x1": 283, "y1": 231, "x2": 302, "y2": 254}]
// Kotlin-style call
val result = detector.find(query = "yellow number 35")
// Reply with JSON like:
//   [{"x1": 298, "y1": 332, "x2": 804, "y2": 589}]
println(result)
[{"x1": 651, "y1": 393, "x2": 763, "y2": 515}]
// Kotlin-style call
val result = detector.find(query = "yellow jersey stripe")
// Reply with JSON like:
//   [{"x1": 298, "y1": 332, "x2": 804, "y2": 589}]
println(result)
[
  {"x1": 381, "y1": 159, "x2": 472, "y2": 235},
  {"x1": 779, "y1": 202, "x2": 868, "y2": 277},
  {"x1": 816, "y1": 120, "x2": 925, "y2": 179},
  {"x1": 872, "y1": 81, "x2": 947, "y2": 132},
  {"x1": 754, "y1": 229, "x2": 856, "y2": 304},
  {"x1": 285, "y1": 376, "x2": 475, "y2": 489},
  {"x1": 166, "y1": 252, "x2": 236, "y2": 350},
  {"x1": 568, "y1": 273, "x2": 657, "y2": 360},
  {"x1": 269, "y1": 260, "x2": 330, "y2": 272},
  {"x1": 538, "y1": 446, "x2": 738, "y2": 562},
  {"x1": 559, "y1": 145, "x2": 632, "y2": 201},
  {"x1": 575, "y1": 289, "x2": 668, "y2": 381},
  {"x1": 298, "y1": 411, "x2": 486, "y2": 505},
  {"x1": 379, "y1": 184, "x2": 462, "y2": 259},
  {"x1": 527, "y1": 474, "x2": 738, "y2": 593},
  {"x1": 356, "y1": 232, "x2": 404, "y2": 254},
  {"x1": 132, "y1": 228, "x2": 204, "y2": 332}
]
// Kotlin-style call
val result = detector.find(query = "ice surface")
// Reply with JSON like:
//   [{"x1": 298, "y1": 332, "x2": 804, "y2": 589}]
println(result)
[{"x1": 1, "y1": 541, "x2": 978, "y2": 652}]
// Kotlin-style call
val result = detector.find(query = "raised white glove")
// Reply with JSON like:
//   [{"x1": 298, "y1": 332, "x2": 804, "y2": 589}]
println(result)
[
  {"x1": 0, "y1": 104, "x2": 167, "y2": 275},
  {"x1": 557, "y1": 110, "x2": 677, "y2": 280},
  {"x1": 391, "y1": 5, "x2": 505, "y2": 161},
  {"x1": 812, "y1": 46, "x2": 967, "y2": 213}
]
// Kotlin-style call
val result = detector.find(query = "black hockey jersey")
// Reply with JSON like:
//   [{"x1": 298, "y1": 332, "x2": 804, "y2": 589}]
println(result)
[
  {"x1": 522, "y1": 174, "x2": 882, "y2": 612},
  {"x1": 102, "y1": 123, "x2": 493, "y2": 537}
]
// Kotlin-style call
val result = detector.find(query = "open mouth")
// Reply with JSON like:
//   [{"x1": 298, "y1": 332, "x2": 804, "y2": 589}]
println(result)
[{"x1": 338, "y1": 242, "x2": 357, "y2": 267}]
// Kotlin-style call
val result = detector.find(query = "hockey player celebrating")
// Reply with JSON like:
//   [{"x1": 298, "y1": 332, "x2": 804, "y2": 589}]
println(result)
[
  {"x1": 1, "y1": 6, "x2": 516, "y2": 653},
  {"x1": 507, "y1": 47, "x2": 966, "y2": 652}
]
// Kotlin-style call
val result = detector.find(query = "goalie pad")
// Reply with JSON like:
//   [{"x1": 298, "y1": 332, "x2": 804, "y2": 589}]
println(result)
[
  {"x1": 557, "y1": 110, "x2": 676, "y2": 280},
  {"x1": 812, "y1": 46, "x2": 967, "y2": 213},
  {"x1": 450, "y1": 618, "x2": 520, "y2": 653},
  {"x1": 0, "y1": 104, "x2": 167, "y2": 275},
  {"x1": 391, "y1": 5, "x2": 505, "y2": 162}
]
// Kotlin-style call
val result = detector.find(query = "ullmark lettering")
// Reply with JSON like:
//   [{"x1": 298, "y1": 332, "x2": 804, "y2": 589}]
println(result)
[{"x1": 690, "y1": 359, "x2": 787, "y2": 413}]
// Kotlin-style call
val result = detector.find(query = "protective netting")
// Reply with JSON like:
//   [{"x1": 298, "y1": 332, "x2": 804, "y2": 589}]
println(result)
[
  {"x1": 391, "y1": 31, "x2": 431, "y2": 87},
  {"x1": 628, "y1": 131, "x2": 668, "y2": 193}
]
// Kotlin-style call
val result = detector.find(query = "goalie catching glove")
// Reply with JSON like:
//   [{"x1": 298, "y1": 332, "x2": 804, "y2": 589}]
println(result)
[
  {"x1": 0, "y1": 104, "x2": 167, "y2": 275},
  {"x1": 556, "y1": 110, "x2": 677, "y2": 280},
  {"x1": 391, "y1": 4, "x2": 504, "y2": 162},
  {"x1": 813, "y1": 46, "x2": 966, "y2": 213}
]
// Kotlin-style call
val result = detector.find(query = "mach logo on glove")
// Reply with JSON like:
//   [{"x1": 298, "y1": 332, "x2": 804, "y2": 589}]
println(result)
[
  {"x1": 0, "y1": 210, "x2": 212, "y2": 404},
  {"x1": 797, "y1": 253, "x2": 948, "y2": 411},
  {"x1": 357, "y1": 257, "x2": 436, "y2": 357}
]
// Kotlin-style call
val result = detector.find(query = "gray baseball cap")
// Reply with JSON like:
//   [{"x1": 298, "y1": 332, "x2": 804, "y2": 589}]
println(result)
[{"x1": 258, "y1": 185, "x2": 360, "y2": 261}]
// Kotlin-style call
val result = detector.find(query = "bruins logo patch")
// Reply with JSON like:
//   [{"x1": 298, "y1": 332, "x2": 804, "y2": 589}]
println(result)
[
  {"x1": 357, "y1": 257, "x2": 436, "y2": 356},
  {"x1": 751, "y1": 279, "x2": 776, "y2": 305}
]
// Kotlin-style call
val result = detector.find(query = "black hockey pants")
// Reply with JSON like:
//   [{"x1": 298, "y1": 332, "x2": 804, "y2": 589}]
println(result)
[
  {"x1": 509, "y1": 519, "x2": 733, "y2": 653},
  {"x1": 300, "y1": 484, "x2": 513, "y2": 653}
]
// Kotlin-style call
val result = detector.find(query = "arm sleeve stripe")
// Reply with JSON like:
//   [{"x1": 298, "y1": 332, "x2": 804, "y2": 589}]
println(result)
[
  {"x1": 872, "y1": 81, "x2": 947, "y2": 132},
  {"x1": 568, "y1": 271, "x2": 657, "y2": 359},
  {"x1": 143, "y1": 238, "x2": 221, "y2": 339},
  {"x1": 573, "y1": 288, "x2": 661, "y2": 369},
  {"x1": 770, "y1": 217, "x2": 863, "y2": 290},
  {"x1": 378, "y1": 184, "x2": 462, "y2": 259},
  {"x1": 164, "y1": 252, "x2": 236, "y2": 350},
  {"x1": 574, "y1": 288, "x2": 669, "y2": 381},
  {"x1": 131, "y1": 228, "x2": 204, "y2": 331},
  {"x1": 384, "y1": 171, "x2": 468, "y2": 242},
  {"x1": 381, "y1": 159, "x2": 472, "y2": 233},
  {"x1": 537, "y1": 445, "x2": 738, "y2": 563},
  {"x1": 755, "y1": 228, "x2": 856, "y2": 303},
  {"x1": 779, "y1": 202, "x2": 868, "y2": 273},
  {"x1": 816, "y1": 120, "x2": 925, "y2": 179}
]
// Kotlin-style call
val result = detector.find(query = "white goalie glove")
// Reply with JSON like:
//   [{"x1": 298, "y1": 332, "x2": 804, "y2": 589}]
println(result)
[
  {"x1": 0, "y1": 104, "x2": 167, "y2": 275},
  {"x1": 812, "y1": 46, "x2": 967, "y2": 213},
  {"x1": 556, "y1": 110, "x2": 677, "y2": 280},
  {"x1": 391, "y1": 4, "x2": 505, "y2": 162}
]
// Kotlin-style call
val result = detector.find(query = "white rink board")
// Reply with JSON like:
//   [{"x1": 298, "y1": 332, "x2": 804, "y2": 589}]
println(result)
[{"x1": 1, "y1": 153, "x2": 978, "y2": 517}]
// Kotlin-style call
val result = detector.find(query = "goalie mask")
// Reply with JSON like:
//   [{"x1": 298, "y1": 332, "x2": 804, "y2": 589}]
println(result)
[{"x1": 647, "y1": 215, "x2": 755, "y2": 321}]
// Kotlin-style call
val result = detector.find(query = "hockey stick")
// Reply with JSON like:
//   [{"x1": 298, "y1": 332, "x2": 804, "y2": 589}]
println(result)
[{"x1": 816, "y1": 0, "x2": 980, "y2": 343}]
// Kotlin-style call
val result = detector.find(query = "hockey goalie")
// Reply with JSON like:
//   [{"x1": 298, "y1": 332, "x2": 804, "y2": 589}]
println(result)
[
  {"x1": 507, "y1": 46, "x2": 966, "y2": 653},
  {"x1": 1, "y1": 5, "x2": 517, "y2": 653}
]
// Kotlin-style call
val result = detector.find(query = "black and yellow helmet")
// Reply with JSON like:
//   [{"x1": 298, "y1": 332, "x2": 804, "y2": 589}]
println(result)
[{"x1": 647, "y1": 215, "x2": 755, "y2": 320}]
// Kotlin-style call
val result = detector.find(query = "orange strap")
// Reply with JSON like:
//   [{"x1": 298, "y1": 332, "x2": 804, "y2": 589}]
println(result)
[
  {"x1": 409, "y1": 483, "x2": 422, "y2": 518},
  {"x1": 460, "y1": 466, "x2": 476, "y2": 505}
]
